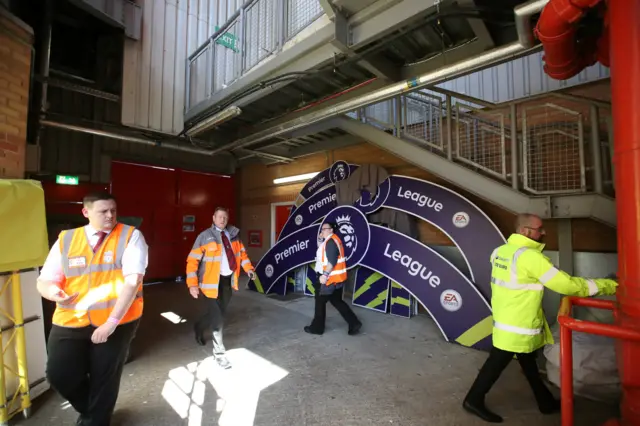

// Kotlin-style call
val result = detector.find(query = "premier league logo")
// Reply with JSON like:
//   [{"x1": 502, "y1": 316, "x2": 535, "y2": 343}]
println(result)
[
  {"x1": 330, "y1": 160, "x2": 350, "y2": 184},
  {"x1": 323, "y1": 205, "x2": 370, "y2": 268},
  {"x1": 336, "y1": 214, "x2": 358, "y2": 258}
]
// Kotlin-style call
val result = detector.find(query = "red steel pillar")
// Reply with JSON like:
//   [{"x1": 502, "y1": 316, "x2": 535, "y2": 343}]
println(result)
[{"x1": 610, "y1": 0, "x2": 640, "y2": 424}]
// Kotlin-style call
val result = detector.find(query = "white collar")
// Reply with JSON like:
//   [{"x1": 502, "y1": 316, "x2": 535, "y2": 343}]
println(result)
[{"x1": 86, "y1": 224, "x2": 112, "y2": 235}]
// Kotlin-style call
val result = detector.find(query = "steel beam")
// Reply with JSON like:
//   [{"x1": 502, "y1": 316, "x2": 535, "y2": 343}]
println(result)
[
  {"x1": 232, "y1": 78, "x2": 389, "y2": 141},
  {"x1": 337, "y1": 117, "x2": 618, "y2": 226},
  {"x1": 349, "y1": 0, "x2": 439, "y2": 49},
  {"x1": 401, "y1": 39, "x2": 489, "y2": 80},
  {"x1": 319, "y1": 0, "x2": 336, "y2": 20},
  {"x1": 185, "y1": 24, "x2": 339, "y2": 122},
  {"x1": 186, "y1": 0, "x2": 440, "y2": 122}
]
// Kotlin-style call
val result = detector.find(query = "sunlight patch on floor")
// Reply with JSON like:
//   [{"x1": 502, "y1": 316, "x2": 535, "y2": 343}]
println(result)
[{"x1": 161, "y1": 348, "x2": 289, "y2": 426}]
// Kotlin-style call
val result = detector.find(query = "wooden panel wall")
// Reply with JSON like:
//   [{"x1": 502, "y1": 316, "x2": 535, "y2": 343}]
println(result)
[{"x1": 238, "y1": 142, "x2": 617, "y2": 261}]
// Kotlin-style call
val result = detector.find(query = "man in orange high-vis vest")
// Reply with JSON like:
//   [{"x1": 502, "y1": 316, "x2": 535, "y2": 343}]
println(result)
[
  {"x1": 37, "y1": 191, "x2": 148, "y2": 426},
  {"x1": 304, "y1": 222, "x2": 362, "y2": 336},
  {"x1": 186, "y1": 206, "x2": 255, "y2": 369}
]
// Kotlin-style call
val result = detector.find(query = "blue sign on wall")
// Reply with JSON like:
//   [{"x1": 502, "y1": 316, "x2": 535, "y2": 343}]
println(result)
[{"x1": 353, "y1": 268, "x2": 391, "y2": 313}]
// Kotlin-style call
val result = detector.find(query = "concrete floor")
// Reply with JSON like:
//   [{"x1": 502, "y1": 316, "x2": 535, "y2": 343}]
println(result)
[{"x1": 16, "y1": 281, "x2": 617, "y2": 426}]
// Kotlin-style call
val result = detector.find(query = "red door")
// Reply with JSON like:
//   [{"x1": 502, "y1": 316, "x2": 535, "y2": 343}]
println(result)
[{"x1": 274, "y1": 204, "x2": 294, "y2": 243}]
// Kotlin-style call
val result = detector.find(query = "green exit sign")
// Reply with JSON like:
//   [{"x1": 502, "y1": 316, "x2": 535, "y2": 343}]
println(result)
[{"x1": 56, "y1": 175, "x2": 79, "y2": 185}]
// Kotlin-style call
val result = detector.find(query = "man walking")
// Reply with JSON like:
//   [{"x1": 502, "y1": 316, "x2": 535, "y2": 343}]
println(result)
[
  {"x1": 463, "y1": 213, "x2": 618, "y2": 423},
  {"x1": 304, "y1": 222, "x2": 362, "y2": 335},
  {"x1": 37, "y1": 191, "x2": 147, "y2": 426},
  {"x1": 186, "y1": 207, "x2": 255, "y2": 369}
]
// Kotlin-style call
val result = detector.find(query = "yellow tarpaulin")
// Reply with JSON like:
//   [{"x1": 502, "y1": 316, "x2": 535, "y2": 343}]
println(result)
[{"x1": 0, "y1": 180, "x2": 49, "y2": 273}]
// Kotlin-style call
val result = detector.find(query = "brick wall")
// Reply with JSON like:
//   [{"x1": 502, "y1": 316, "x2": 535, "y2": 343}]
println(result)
[{"x1": 0, "y1": 7, "x2": 33, "y2": 179}]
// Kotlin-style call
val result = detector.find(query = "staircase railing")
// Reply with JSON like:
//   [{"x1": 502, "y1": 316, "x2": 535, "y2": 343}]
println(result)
[
  {"x1": 354, "y1": 89, "x2": 614, "y2": 199},
  {"x1": 185, "y1": 0, "x2": 323, "y2": 113}
]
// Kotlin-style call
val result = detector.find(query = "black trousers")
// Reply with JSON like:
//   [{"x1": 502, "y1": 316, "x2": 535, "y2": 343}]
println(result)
[
  {"x1": 466, "y1": 346, "x2": 556, "y2": 409},
  {"x1": 46, "y1": 320, "x2": 139, "y2": 426},
  {"x1": 308, "y1": 278, "x2": 361, "y2": 333},
  {"x1": 195, "y1": 275, "x2": 233, "y2": 356}
]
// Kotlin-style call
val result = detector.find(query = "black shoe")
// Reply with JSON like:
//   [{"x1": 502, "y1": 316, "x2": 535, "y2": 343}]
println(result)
[
  {"x1": 194, "y1": 325, "x2": 205, "y2": 346},
  {"x1": 539, "y1": 399, "x2": 561, "y2": 415},
  {"x1": 463, "y1": 399, "x2": 503, "y2": 423},
  {"x1": 216, "y1": 356, "x2": 232, "y2": 369},
  {"x1": 304, "y1": 326, "x2": 323, "y2": 335},
  {"x1": 348, "y1": 322, "x2": 362, "y2": 336}
]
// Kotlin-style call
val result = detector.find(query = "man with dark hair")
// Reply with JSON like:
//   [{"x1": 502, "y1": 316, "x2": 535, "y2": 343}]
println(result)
[
  {"x1": 462, "y1": 213, "x2": 618, "y2": 423},
  {"x1": 305, "y1": 222, "x2": 362, "y2": 335},
  {"x1": 186, "y1": 206, "x2": 256, "y2": 369},
  {"x1": 37, "y1": 190, "x2": 148, "y2": 426}
]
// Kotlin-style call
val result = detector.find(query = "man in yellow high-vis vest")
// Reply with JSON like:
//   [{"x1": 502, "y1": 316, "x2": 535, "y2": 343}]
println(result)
[
  {"x1": 304, "y1": 222, "x2": 362, "y2": 335},
  {"x1": 462, "y1": 213, "x2": 618, "y2": 423},
  {"x1": 37, "y1": 191, "x2": 148, "y2": 426}
]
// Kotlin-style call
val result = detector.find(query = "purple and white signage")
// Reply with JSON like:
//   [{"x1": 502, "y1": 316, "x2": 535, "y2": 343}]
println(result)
[
  {"x1": 278, "y1": 186, "x2": 337, "y2": 240},
  {"x1": 359, "y1": 175, "x2": 505, "y2": 301},
  {"x1": 250, "y1": 205, "x2": 493, "y2": 350},
  {"x1": 291, "y1": 161, "x2": 359, "y2": 214}
]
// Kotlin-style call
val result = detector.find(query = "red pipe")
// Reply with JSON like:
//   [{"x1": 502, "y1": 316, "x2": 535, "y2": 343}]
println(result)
[
  {"x1": 610, "y1": 0, "x2": 640, "y2": 423},
  {"x1": 535, "y1": 0, "x2": 605, "y2": 80},
  {"x1": 292, "y1": 78, "x2": 378, "y2": 113},
  {"x1": 557, "y1": 297, "x2": 640, "y2": 426}
]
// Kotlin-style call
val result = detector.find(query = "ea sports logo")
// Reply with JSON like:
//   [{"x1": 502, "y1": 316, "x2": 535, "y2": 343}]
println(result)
[
  {"x1": 294, "y1": 215, "x2": 303, "y2": 226},
  {"x1": 265, "y1": 264, "x2": 274, "y2": 278},
  {"x1": 452, "y1": 212, "x2": 470, "y2": 228},
  {"x1": 440, "y1": 289, "x2": 462, "y2": 312}
]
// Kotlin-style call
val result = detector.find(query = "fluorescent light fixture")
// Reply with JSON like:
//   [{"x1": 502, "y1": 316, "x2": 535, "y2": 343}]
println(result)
[
  {"x1": 273, "y1": 172, "x2": 319, "y2": 185},
  {"x1": 185, "y1": 106, "x2": 242, "y2": 137}
]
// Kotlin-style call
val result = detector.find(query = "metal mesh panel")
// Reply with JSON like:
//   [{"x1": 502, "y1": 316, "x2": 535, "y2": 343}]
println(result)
[
  {"x1": 522, "y1": 103, "x2": 585, "y2": 194},
  {"x1": 455, "y1": 102, "x2": 507, "y2": 179},
  {"x1": 286, "y1": 0, "x2": 323, "y2": 40},
  {"x1": 213, "y1": 20, "x2": 242, "y2": 93},
  {"x1": 188, "y1": 45, "x2": 212, "y2": 108},
  {"x1": 244, "y1": 0, "x2": 278, "y2": 72},
  {"x1": 403, "y1": 92, "x2": 444, "y2": 151},
  {"x1": 362, "y1": 100, "x2": 395, "y2": 131}
]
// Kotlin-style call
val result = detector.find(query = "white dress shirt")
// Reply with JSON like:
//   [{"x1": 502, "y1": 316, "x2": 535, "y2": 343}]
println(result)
[
  {"x1": 216, "y1": 226, "x2": 233, "y2": 277},
  {"x1": 39, "y1": 224, "x2": 149, "y2": 284}
]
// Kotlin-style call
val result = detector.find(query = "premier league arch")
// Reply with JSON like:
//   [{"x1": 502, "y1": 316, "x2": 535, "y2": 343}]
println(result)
[{"x1": 249, "y1": 161, "x2": 505, "y2": 351}]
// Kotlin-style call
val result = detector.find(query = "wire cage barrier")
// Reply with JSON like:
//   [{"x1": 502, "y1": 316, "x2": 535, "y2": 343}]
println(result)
[
  {"x1": 355, "y1": 90, "x2": 613, "y2": 197},
  {"x1": 185, "y1": 0, "x2": 323, "y2": 112}
]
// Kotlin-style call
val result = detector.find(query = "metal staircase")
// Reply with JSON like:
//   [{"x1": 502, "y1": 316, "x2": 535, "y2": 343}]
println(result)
[{"x1": 334, "y1": 87, "x2": 617, "y2": 227}]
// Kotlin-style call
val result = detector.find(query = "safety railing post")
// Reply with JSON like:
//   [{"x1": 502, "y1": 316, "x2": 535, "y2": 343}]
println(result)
[
  {"x1": 559, "y1": 318, "x2": 574, "y2": 426},
  {"x1": 446, "y1": 94, "x2": 453, "y2": 161},
  {"x1": 510, "y1": 104, "x2": 518, "y2": 190},
  {"x1": 589, "y1": 104, "x2": 604, "y2": 194},
  {"x1": 10, "y1": 273, "x2": 30, "y2": 418}
]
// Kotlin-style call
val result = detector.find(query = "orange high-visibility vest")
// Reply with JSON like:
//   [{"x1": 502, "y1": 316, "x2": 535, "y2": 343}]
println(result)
[
  {"x1": 54, "y1": 223, "x2": 143, "y2": 328},
  {"x1": 319, "y1": 234, "x2": 347, "y2": 285},
  {"x1": 185, "y1": 225, "x2": 254, "y2": 299}
]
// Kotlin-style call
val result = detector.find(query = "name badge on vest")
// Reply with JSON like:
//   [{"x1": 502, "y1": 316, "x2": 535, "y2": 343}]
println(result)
[
  {"x1": 103, "y1": 251, "x2": 114, "y2": 263},
  {"x1": 68, "y1": 256, "x2": 87, "y2": 268}
]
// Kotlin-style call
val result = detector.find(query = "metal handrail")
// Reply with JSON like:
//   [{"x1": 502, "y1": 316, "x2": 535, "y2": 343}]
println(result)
[{"x1": 557, "y1": 296, "x2": 640, "y2": 426}]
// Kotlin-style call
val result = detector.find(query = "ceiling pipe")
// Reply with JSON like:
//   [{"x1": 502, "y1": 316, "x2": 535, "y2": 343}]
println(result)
[
  {"x1": 182, "y1": 105, "x2": 242, "y2": 137},
  {"x1": 39, "y1": 120, "x2": 220, "y2": 156},
  {"x1": 205, "y1": 0, "x2": 549, "y2": 156},
  {"x1": 534, "y1": 0, "x2": 607, "y2": 80},
  {"x1": 237, "y1": 148, "x2": 293, "y2": 163}
]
